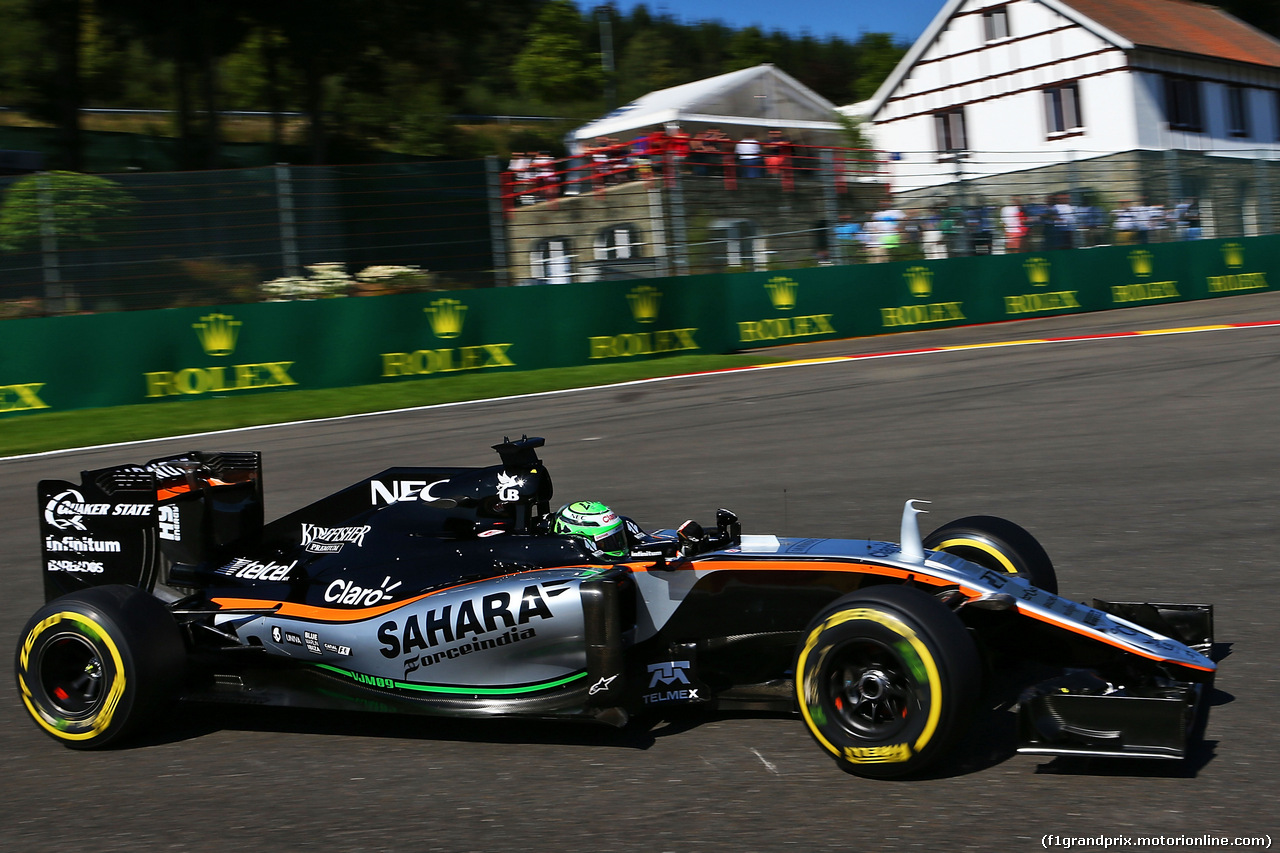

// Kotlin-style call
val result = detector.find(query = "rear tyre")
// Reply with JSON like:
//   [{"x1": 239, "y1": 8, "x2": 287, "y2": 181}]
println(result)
[
  {"x1": 794, "y1": 584, "x2": 980, "y2": 778},
  {"x1": 15, "y1": 585, "x2": 185, "y2": 749},
  {"x1": 923, "y1": 515, "x2": 1057, "y2": 593}
]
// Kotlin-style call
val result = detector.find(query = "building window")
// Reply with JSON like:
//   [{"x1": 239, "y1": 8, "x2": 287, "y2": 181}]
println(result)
[
  {"x1": 983, "y1": 6, "x2": 1010, "y2": 41},
  {"x1": 1164, "y1": 76, "x2": 1203, "y2": 132},
  {"x1": 531, "y1": 238, "x2": 574, "y2": 284},
  {"x1": 934, "y1": 108, "x2": 968, "y2": 154},
  {"x1": 710, "y1": 219, "x2": 765, "y2": 270},
  {"x1": 594, "y1": 225, "x2": 643, "y2": 260},
  {"x1": 1227, "y1": 85, "x2": 1250, "y2": 137},
  {"x1": 1044, "y1": 83, "x2": 1083, "y2": 135}
]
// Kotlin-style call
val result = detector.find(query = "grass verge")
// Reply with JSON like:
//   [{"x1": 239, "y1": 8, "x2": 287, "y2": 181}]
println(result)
[{"x1": 1, "y1": 354, "x2": 784, "y2": 457}]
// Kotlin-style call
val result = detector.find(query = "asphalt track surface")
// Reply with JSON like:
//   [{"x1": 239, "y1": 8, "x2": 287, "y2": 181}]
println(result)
[{"x1": 5, "y1": 292, "x2": 1280, "y2": 852}]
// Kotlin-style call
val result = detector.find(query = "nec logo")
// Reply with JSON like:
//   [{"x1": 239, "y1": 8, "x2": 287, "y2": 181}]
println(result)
[
  {"x1": 370, "y1": 479, "x2": 451, "y2": 505},
  {"x1": 647, "y1": 661, "x2": 691, "y2": 688}
]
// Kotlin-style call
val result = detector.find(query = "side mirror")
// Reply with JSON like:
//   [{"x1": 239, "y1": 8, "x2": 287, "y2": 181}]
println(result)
[
  {"x1": 716, "y1": 508, "x2": 741, "y2": 545},
  {"x1": 677, "y1": 520, "x2": 705, "y2": 558}
]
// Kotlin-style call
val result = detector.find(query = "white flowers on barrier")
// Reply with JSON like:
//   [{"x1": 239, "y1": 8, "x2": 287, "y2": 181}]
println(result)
[{"x1": 259, "y1": 263, "x2": 435, "y2": 300}]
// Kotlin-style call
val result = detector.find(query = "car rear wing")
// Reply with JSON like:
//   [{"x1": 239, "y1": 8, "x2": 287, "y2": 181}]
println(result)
[{"x1": 38, "y1": 451, "x2": 262, "y2": 601}]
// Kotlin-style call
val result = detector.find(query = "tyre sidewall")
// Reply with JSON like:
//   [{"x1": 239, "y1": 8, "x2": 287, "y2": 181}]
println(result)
[
  {"x1": 795, "y1": 585, "x2": 978, "y2": 778},
  {"x1": 15, "y1": 586, "x2": 183, "y2": 748},
  {"x1": 923, "y1": 515, "x2": 1057, "y2": 594}
]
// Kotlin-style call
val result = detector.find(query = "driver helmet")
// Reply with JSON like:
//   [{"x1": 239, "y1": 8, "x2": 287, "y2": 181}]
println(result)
[{"x1": 553, "y1": 501, "x2": 628, "y2": 558}]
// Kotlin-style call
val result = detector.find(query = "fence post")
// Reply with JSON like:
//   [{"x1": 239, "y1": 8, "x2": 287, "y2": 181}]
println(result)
[
  {"x1": 275, "y1": 164, "x2": 300, "y2": 277},
  {"x1": 1256, "y1": 153, "x2": 1272, "y2": 237},
  {"x1": 669, "y1": 160, "x2": 689, "y2": 276},
  {"x1": 647, "y1": 157, "x2": 671, "y2": 277},
  {"x1": 36, "y1": 172, "x2": 70, "y2": 314},
  {"x1": 820, "y1": 148, "x2": 840, "y2": 264},
  {"x1": 485, "y1": 156, "x2": 510, "y2": 286}
]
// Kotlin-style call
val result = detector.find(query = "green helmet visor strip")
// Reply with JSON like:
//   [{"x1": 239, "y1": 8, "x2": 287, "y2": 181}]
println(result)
[{"x1": 553, "y1": 501, "x2": 628, "y2": 557}]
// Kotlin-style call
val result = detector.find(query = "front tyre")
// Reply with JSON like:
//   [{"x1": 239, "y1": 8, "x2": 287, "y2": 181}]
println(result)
[
  {"x1": 15, "y1": 585, "x2": 185, "y2": 749},
  {"x1": 795, "y1": 584, "x2": 980, "y2": 778},
  {"x1": 923, "y1": 515, "x2": 1058, "y2": 594}
]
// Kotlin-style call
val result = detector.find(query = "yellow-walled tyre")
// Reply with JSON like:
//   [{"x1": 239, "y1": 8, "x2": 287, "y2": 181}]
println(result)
[
  {"x1": 923, "y1": 515, "x2": 1058, "y2": 594},
  {"x1": 15, "y1": 585, "x2": 185, "y2": 749},
  {"x1": 795, "y1": 584, "x2": 980, "y2": 779}
]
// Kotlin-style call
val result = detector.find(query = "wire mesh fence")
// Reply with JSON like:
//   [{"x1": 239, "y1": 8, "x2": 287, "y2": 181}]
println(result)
[{"x1": 2, "y1": 145, "x2": 1279, "y2": 318}]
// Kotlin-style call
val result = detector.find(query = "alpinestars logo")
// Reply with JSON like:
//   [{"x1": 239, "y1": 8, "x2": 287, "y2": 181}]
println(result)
[{"x1": 643, "y1": 660, "x2": 699, "y2": 705}]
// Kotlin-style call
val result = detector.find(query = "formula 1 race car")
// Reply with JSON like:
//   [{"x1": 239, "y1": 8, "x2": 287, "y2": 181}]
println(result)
[{"x1": 17, "y1": 437, "x2": 1217, "y2": 778}]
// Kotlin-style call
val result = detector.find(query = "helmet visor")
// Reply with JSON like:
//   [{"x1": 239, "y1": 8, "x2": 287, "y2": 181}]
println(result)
[{"x1": 592, "y1": 525, "x2": 629, "y2": 558}]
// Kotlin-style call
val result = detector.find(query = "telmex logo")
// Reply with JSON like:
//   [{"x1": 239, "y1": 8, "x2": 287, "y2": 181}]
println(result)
[
  {"x1": 1222, "y1": 242, "x2": 1244, "y2": 269},
  {"x1": 192, "y1": 313, "x2": 241, "y2": 357},
  {"x1": 425, "y1": 298, "x2": 467, "y2": 339},
  {"x1": 1023, "y1": 257, "x2": 1051, "y2": 286},
  {"x1": 764, "y1": 276, "x2": 798, "y2": 310},
  {"x1": 1128, "y1": 249, "x2": 1153, "y2": 279},
  {"x1": 904, "y1": 266, "x2": 933, "y2": 299},
  {"x1": 627, "y1": 285, "x2": 661, "y2": 324}
]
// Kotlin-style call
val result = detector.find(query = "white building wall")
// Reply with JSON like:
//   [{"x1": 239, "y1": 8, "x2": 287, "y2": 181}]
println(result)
[{"x1": 869, "y1": 0, "x2": 1280, "y2": 195}]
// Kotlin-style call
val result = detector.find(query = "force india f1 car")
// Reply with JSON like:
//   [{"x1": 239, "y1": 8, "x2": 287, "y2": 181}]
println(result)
[{"x1": 17, "y1": 437, "x2": 1217, "y2": 778}]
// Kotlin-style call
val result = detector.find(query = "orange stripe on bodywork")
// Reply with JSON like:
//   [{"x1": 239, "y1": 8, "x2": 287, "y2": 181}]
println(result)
[{"x1": 956, "y1": 584, "x2": 1215, "y2": 673}]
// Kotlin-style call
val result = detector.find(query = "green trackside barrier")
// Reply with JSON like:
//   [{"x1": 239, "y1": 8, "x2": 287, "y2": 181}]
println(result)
[{"x1": 2, "y1": 235, "x2": 1276, "y2": 416}]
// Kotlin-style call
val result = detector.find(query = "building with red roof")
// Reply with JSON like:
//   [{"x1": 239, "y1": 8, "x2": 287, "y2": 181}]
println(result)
[{"x1": 862, "y1": 0, "x2": 1280, "y2": 208}]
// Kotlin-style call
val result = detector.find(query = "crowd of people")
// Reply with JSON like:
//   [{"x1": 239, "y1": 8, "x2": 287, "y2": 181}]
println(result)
[
  {"x1": 506, "y1": 127, "x2": 815, "y2": 204},
  {"x1": 832, "y1": 194, "x2": 1206, "y2": 262}
]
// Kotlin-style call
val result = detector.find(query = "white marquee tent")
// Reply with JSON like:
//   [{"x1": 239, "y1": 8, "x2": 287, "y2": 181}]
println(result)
[{"x1": 567, "y1": 64, "x2": 846, "y2": 152}]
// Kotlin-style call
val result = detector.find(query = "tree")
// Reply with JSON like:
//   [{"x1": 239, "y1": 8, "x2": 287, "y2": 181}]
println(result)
[
  {"x1": 512, "y1": 0, "x2": 602, "y2": 103},
  {"x1": 0, "y1": 172, "x2": 133, "y2": 252}
]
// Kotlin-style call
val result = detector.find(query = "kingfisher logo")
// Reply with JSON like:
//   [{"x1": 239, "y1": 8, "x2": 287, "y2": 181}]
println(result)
[{"x1": 192, "y1": 313, "x2": 242, "y2": 356}]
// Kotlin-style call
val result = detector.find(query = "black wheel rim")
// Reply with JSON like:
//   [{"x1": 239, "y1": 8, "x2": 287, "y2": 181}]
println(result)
[
  {"x1": 823, "y1": 638, "x2": 916, "y2": 740},
  {"x1": 38, "y1": 633, "x2": 105, "y2": 718}
]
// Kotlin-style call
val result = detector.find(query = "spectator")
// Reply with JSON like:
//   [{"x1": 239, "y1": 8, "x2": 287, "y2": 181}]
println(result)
[
  {"x1": 1175, "y1": 198, "x2": 1202, "y2": 240},
  {"x1": 1001, "y1": 197, "x2": 1027, "y2": 253},
  {"x1": 833, "y1": 214, "x2": 862, "y2": 262},
  {"x1": 646, "y1": 126, "x2": 669, "y2": 174},
  {"x1": 508, "y1": 151, "x2": 535, "y2": 205},
  {"x1": 532, "y1": 152, "x2": 558, "y2": 200},
  {"x1": 667, "y1": 126, "x2": 691, "y2": 173},
  {"x1": 1113, "y1": 200, "x2": 1137, "y2": 244},
  {"x1": 736, "y1": 134, "x2": 764, "y2": 179},
  {"x1": 765, "y1": 129, "x2": 793, "y2": 178},
  {"x1": 1052, "y1": 194, "x2": 1076, "y2": 250}
]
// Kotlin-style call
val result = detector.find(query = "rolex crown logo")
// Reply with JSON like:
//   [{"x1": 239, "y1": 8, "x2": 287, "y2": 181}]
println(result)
[
  {"x1": 425, "y1": 298, "x2": 467, "y2": 339},
  {"x1": 1023, "y1": 257, "x2": 1051, "y2": 286},
  {"x1": 192, "y1": 313, "x2": 241, "y2": 357},
  {"x1": 764, "y1": 276, "x2": 798, "y2": 310},
  {"x1": 627, "y1": 285, "x2": 662, "y2": 324},
  {"x1": 1128, "y1": 249, "x2": 1153, "y2": 279},
  {"x1": 1222, "y1": 242, "x2": 1244, "y2": 269},
  {"x1": 905, "y1": 265, "x2": 933, "y2": 299}
]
